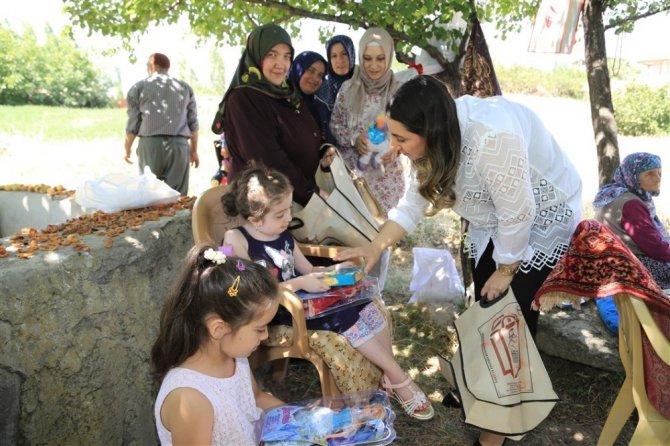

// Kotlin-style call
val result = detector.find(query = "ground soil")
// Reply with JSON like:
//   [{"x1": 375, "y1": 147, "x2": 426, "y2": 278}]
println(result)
[
  {"x1": 3, "y1": 93, "x2": 657, "y2": 445},
  {"x1": 256, "y1": 230, "x2": 637, "y2": 446}
]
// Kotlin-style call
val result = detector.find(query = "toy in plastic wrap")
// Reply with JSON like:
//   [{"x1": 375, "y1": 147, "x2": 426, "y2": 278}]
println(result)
[
  {"x1": 298, "y1": 276, "x2": 379, "y2": 319},
  {"x1": 321, "y1": 267, "x2": 364, "y2": 287},
  {"x1": 357, "y1": 115, "x2": 390, "y2": 172},
  {"x1": 260, "y1": 390, "x2": 396, "y2": 446}
]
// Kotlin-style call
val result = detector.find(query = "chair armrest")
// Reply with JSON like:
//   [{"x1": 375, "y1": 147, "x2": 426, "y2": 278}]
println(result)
[
  {"x1": 278, "y1": 288, "x2": 311, "y2": 353},
  {"x1": 297, "y1": 243, "x2": 364, "y2": 267}
]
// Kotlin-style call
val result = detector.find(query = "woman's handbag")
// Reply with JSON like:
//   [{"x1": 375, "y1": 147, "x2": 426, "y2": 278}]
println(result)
[{"x1": 440, "y1": 289, "x2": 558, "y2": 439}]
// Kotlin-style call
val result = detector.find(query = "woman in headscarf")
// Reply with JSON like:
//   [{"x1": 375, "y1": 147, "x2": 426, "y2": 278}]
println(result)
[
  {"x1": 288, "y1": 51, "x2": 329, "y2": 143},
  {"x1": 315, "y1": 35, "x2": 355, "y2": 144},
  {"x1": 594, "y1": 152, "x2": 669, "y2": 288},
  {"x1": 211, "y1": 24, "x2": 322, "y2": 206},
  {"x1": 330, "y1": 28, "x2": 404, "y2": 215}
]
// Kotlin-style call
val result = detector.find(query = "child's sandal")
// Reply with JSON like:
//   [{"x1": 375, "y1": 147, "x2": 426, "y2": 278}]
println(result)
[{"x1": 381, "y1": 375, "x2": 435, "y2": 420}]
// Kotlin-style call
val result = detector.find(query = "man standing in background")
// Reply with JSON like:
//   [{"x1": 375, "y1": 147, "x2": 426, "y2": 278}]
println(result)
[{"x1": 124, "y1": 53, "x2": 199, "y2": 195}]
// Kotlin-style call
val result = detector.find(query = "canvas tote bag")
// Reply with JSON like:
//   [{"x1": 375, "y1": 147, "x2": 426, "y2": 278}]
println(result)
[
  {"x1": 290, "y1": 148, "x2": 383, "y2": 247},
  {"x1": 440, "y1": 289, "x2": 558, "y2": 438}
]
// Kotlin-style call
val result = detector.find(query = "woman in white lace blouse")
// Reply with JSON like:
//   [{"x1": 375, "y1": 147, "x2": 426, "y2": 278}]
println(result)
[{"x1": 336, "y1": 76, "x2": 582, "y2": 446}]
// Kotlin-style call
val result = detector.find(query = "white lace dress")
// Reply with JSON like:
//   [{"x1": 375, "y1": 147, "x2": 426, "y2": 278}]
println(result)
[{"x1": 154, "y1": 358, "x2": 262, "y2": 446}]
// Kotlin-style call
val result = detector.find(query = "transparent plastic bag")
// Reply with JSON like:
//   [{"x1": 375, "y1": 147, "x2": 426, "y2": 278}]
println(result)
[
  {"x1": 297, "y1": 276, "x2": 380, "y2": 320},
  {"x1": 75, "y1": 166, "x2": 180, "y2": 213},
  {"x1": 408, "y1": 247, "x2": 464, "y2": 304},
  {"x1": 260, "y1": 389, "x2": 396, "y2": 446}
]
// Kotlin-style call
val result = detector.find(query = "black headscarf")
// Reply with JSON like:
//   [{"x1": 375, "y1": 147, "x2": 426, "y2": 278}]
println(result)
[{"x1": 212, "y1": 24, "x2": 301, "y2": 134}]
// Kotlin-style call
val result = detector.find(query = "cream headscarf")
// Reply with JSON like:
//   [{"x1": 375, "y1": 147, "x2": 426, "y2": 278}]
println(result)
[{"x1": 346, "y1": 27, "x2": 397, "y2": 128}]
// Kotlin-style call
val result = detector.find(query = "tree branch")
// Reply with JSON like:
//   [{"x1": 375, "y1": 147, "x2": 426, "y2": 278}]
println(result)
[
  {"x1": 242, "y1": 0, "x2": 368, "y2": 29},
  {"x1": 603, "y1": 5, "x2": 670, "y2": 31}
]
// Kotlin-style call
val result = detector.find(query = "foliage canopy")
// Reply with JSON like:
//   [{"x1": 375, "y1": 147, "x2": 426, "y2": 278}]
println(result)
[{"x1": 62, "y1": 0, "x2": 670, "y2": 70}]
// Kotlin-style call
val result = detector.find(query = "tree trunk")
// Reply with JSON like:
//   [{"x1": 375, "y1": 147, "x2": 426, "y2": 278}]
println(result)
[{"x1": 582, "y1": 0, "x2": 620, "y2": 186}]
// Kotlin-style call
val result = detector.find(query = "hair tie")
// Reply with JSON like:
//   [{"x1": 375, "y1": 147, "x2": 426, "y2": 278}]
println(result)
[{"x1": 204, "y1": 248, "x2": 227, "y2": 265}]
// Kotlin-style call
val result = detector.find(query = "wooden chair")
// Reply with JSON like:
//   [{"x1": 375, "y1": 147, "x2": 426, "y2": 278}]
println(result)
[
  {"x1": 191, "y1": 185, "x2": 387, "y2": 398},
  {"x1": 597, "y1": 294, "x2": 670, "y2": 445}
]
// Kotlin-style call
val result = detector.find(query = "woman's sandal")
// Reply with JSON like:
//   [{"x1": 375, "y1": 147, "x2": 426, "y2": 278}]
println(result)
[{"x1": 381, "y1": 375, "x2": 435, "y2": 420}]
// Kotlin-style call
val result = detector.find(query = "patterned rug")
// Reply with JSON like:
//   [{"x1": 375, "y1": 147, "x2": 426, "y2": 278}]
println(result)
[
  {"x1": 532, "y1": 219, "x2": 669, "y2": 312},
  {"x1": 533, "y1": 219, "x2": 670, "y2": 419}
]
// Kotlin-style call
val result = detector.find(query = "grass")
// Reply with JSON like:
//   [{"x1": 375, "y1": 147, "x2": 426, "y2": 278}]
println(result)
[{"x1": 0, "y1": 105, "x2": 127, "y2": 140}]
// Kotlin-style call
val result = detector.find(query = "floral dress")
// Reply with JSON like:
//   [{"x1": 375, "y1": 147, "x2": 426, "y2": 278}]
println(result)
[{"x1": 330, "y1": 81, "x2": 405, "y2": 215}]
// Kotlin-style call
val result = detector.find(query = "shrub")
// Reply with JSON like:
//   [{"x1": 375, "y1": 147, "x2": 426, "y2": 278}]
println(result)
[
  {"x1": 496, "y1": 64, "x2": 586, "y2": 99},
  {"x1": 613, "y1": 83, "x2": 670, "y2": 136},
  {"x1": 0, "y1": 25, "x2": 113, "y2": 108}
]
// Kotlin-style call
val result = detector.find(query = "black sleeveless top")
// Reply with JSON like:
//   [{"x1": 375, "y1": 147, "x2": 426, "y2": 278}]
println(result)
[{"x1": 236, "y1": 226, "x2": 365, "y2": 333}]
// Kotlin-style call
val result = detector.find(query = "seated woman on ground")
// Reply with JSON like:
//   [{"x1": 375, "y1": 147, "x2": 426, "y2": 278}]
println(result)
[
  {"x1": 594, "y1": 152, "x2": 670, "y2": 289},
  {"x1": 220, "y1": 166, "x2": 435, "y2": 421}
]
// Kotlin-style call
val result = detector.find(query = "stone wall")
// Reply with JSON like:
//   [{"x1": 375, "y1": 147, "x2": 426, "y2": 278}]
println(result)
[{"x1": 0, "y1": 210, "x2": 193, "y2": 445}]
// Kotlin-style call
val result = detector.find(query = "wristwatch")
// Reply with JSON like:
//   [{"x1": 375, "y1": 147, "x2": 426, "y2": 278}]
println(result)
[{"x1": 497, "y1": 263, "x2": 520, "y2": 276}]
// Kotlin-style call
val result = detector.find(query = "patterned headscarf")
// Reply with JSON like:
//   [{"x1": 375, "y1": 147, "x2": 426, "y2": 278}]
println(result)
[
  {"x1": 345, "y1": 27, "x2": 398, "y2": 129},
  {"x1": 593, "y1": 152, "x2": 667, "y2": 240},
  {"x1": 593, "y1": 152, "x2": 661, "y2": 208},
  {"x1": 288, "y1": 51, "x2": 327, "y2": 96},
  {"x1": 315, "y1": 35, "x2": 356, "y2": 111},
  {"x1": 212, "y1": 24, "x2": 301, "y2": 134}
]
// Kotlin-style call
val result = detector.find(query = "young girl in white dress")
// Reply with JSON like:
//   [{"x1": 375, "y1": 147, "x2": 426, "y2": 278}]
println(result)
[{"x1": 151, "y1": 245, "x2": 283, "y2": 445}]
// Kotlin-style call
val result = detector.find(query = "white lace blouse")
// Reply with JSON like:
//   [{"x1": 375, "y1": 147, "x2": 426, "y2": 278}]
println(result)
[
  {"x1": 154, "y1": 358, "x2": 262, "y2": 446},
  {"x1": 389, "y1": 95, "x2": 582, "y2": 272}
]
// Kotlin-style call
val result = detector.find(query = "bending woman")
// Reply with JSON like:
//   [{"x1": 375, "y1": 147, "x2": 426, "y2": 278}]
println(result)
[
  {"x1": 594, "y1": 152, "x2": 669, "y2": 288},
  {"x1": 336, "y1": 76, "x2": 582, "y2": 446},
  {"x1": 212, "y1": 24, "x2": 322, "y2": 206}
]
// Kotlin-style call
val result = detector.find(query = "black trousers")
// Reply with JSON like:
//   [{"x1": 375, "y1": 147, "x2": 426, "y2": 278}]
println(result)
[{"x1": 472, "y1": 241, "x2": 554, "y2": 338}]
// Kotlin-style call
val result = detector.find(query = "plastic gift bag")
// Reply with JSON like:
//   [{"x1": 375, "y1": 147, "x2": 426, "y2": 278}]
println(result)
[
  {"x1": 408, "y1": 247, "x2": 464, "y2": 304},
  {"x1": 75, "y1": 166, "x2": 180, "y2": 213}
]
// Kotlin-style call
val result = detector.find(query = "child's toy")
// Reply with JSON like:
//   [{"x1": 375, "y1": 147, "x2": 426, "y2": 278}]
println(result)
[
  {"x1": 260, "y1": 389, "x2": 396, "y2": 446},
  {"x1": 211, "y1": 136, "x2": 231, "y2": 187},
  {"x1": 298, "y1": 276, "x2": 379, "y2": 319},
  {"x1": 322, "y1": 267, "x2": 364, "y2": 287},
  {"x1": 357, "y1": 114, "x2": 390, "y2": 171}
]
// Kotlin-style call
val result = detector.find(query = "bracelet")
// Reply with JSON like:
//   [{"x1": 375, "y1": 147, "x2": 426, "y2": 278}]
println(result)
[{"x1": 497, "y1": 263, "x2": 520, "y2": 276}]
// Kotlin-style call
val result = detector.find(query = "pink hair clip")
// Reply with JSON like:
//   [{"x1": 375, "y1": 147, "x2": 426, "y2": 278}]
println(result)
[{"x1": 236, "y1": 260, "x2": 246, "y2": 271}]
